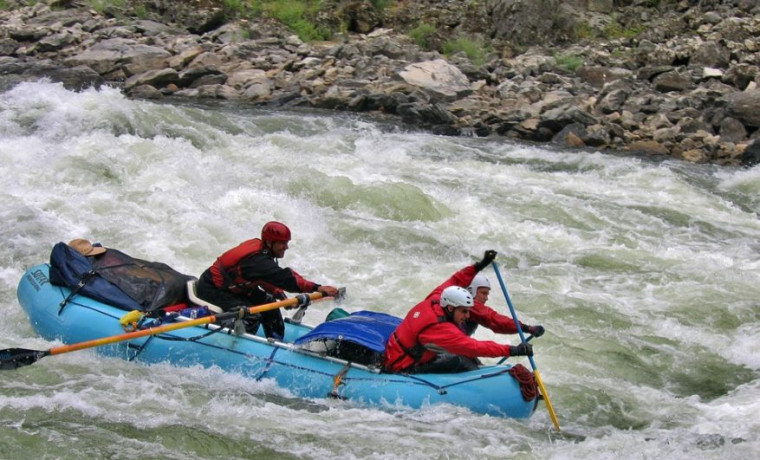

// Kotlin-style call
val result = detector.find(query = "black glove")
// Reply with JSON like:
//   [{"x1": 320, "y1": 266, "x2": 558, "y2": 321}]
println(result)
[
  {"x1": 259, "y1": 286, "x2": 282, "y2": 305},
  {"x1": 509, "y1": 342, "x2": 533, "y2": 357},
  {"x1": 527, "y1": 325, "x2": 545, "y2": 338},
  {"x1": 474, "y1": 250, "x2": 498, "y2": 272},
  {"x1": 295, "y1": 293, "x2": 311, "y2": 309}
]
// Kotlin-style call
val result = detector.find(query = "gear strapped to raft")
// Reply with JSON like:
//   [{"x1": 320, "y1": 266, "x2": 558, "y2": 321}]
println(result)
[
  {"x1": 294, "y1": 310, "x2": 402, "y2": 367},
  {"x1": 509, "y1": 363, "x2": 538, "y2": 401},
  {"x1": 49, "y1": 241, "x2": 195, "y2": 314},
  {"x1": 328, "y1": 362, "x2": 352, "y2": 399}
]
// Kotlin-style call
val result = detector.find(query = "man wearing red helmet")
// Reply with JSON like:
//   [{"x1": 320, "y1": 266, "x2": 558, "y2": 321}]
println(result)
[{"x1": 196, "y1": 221, "x2": 339, "y2": 339}]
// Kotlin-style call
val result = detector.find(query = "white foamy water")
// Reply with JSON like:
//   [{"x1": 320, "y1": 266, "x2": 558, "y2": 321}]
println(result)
[{"x1": 1, "y1": 81, "x2": 759, "y2": 459}]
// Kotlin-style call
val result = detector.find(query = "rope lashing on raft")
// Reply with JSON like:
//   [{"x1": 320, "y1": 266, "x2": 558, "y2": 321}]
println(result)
[{"x1": 509, "y1": 363, "x2": 538, "y2": 401}]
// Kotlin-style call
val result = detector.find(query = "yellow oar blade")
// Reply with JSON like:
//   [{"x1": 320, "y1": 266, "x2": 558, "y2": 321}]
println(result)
[{"x1": 534, "y1": 369, "x2": 561, "y2": 431}]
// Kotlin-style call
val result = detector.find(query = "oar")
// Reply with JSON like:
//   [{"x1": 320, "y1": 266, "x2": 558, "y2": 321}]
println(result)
[
  {"x1": 492, "y1": 261, "x2": 561, "y2": 432},
  {"x1": 0, "y1": 292, "x2": 330, "y2": 371}
]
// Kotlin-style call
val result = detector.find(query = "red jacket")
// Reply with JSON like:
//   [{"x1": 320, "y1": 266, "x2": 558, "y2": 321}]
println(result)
[
  {"x1": 203, "y1": 238, "x2": 319, "y2": 299},
  {"x1": 383, "y1": 265, "x2": 512, "y2": 372},
  {"x1": 424, "y1": 264, "x2": 523, "y2": 334},
  {"x1": 467, "y1": 301, "x2": 522, "y2": 334}
]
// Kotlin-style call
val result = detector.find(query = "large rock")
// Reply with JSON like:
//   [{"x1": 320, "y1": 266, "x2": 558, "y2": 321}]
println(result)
[
  {"x1": 124, "y1": 68, "x2": 178, "y2": 90},
  {"x1": 741, "y1": 139, "x2": 760, "y2": 167},
  {"x1": 726, "y1": 89, "x2": 760, "y2": 127},
  {"x1": 397, "y1": 59, "x2": 472, "y2": 101},
  {"x1": 64, "y1": 38, "x2": 171, "y2": 76},
  {"x1": 489, "y1": 0, "x2": 570, "y2": 46}
]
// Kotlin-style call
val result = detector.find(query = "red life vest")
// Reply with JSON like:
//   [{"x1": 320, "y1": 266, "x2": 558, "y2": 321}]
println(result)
[
  {"x1": 209, "y1": 238, "x2": 281, "y2": 295},
  {"x1": 383, "y1": 300, "x2": 447, "y2": 372}
]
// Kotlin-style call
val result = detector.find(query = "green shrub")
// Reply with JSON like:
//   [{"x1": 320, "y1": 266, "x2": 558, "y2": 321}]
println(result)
[
  {"x1": 255, "y1": 0, "x2": 332, "y2": 42},
  {"x1": 442, "y1": 36, "x2": 488, "y2": 66},
  {"x1": 224, "y1": 0, "x2": 245, "y2": 11},
  {"x1": 602, "y1": 20, "x2": 644, "y2": 40},
  {"x1": 409, "y1": 23, "x2": 436, "y2": 50},
  {"x1": 86, "y1": 0, "x2": 127, "y2": 15},
  {"x1": 370, "y1": 0, "x2": 391, "y2": 10},
  {"x1": 134, "y1": 3, "x2": 148, "y2": 19},
  {"x1": 575, "y1": 21, "x2": 594, "y2": 40},
  {"x1": 554, "y1": 52, "x2": 584, "y2": 72}
]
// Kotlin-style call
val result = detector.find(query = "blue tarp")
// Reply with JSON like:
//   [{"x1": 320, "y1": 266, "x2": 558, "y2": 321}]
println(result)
[{"x1": 294, "y1": 310, "x2": 402, "y2": 352}]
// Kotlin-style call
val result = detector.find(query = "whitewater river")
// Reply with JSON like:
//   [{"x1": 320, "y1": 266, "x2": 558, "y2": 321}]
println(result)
[{"x1": 1, "y1": 81, "x2": 759, "y2": 459}]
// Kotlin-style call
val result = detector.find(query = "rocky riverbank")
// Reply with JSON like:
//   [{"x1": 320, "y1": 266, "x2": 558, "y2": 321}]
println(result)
[{"x1": 2, "y1": 0, "x2": 760, "y2": 166}]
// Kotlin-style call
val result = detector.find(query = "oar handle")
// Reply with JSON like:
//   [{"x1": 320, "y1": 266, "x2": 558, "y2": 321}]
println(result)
[
  {"x1": 49, "y1": 292, "x2": 329, "y2": 357},
  {"x1": 1, "y1": 291, "x2": 339, "y2": 370}
]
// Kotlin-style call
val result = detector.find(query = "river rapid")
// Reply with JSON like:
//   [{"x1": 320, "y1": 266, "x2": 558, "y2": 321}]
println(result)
[{"x1": 1, "y1": 81, "x2": 759, "y2": 460}]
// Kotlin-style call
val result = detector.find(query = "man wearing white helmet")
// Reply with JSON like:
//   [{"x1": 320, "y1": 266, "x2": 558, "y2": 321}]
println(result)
[
  {"x1": 383, "y1": 250, "x2": 534, "y2": 374},
  {"x1": 463, "y1": 273, "x2": 545, "y2": 339}
]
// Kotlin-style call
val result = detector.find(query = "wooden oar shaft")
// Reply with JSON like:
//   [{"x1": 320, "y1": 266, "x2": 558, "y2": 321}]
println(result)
[
  {"x1": 48, "y1": 292, "x2": 325, "y2": 356},
  {"x1": 492, "y1": 261, "x2": 561, "y2": 432}
]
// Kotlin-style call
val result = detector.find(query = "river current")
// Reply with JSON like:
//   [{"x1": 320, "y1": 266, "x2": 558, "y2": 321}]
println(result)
[{"x1": 1, "y1": 81, "x2": 759, "y2": 459}]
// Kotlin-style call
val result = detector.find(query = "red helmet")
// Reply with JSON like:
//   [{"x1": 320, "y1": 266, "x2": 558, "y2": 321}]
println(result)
[{"x1": 261, "y1": 221, "x2": 291, "y2": 242}]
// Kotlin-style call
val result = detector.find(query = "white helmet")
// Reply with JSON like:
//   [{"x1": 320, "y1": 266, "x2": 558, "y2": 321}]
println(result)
[
  {"x1": 467, "y1": 274, "x2": 491, "y2": 296},
  {"x1": 440, "y1": 286, "x2": 474, "y2": 308}
]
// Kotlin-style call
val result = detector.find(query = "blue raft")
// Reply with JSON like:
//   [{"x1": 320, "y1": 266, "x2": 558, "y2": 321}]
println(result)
[{"x1": 16, "y1": 264, "x2": 538, "y2": 418}]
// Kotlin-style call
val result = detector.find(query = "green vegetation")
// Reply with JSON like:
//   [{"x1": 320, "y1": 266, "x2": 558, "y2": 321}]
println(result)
[
  {"x1": 7, "y1": 0, "x2": 394, "y2": 44},
  {"x1": 224, "y1": 0, "x2": 245, "y2": 11},
  {"x1": 602, "y1": 20, "x2": 644, "y2": 40},
  {"x1": 554, "y1": 52, "x2": 584, "y2": 73},
  {"x1": 409, "y1": 23, "x2": 436, "y2": 50},
  {"x1": 85, "y1": 0, "x2": 127, "y2": 15},
  {"x1": 575, "y1": 21, "x2": 595, "y2": 40},
  {"x1": 370, "y1": 0, "x2": 391, "y2": 9},
  {"x1": 442, "y1": 36, "x2": 489, "y2": 66},
  {"x1": 574, "y1": 16, "x2": 645, "y2": 42},
  {"x1": 133, "y1": 3, "x2": 148, "y2": 19},
  {"x1": 216, "y1": 0, "x2": 397, "y2": 42},
  {"x1": 260, "y1": 1, "x2": 330, "y2": 41}
]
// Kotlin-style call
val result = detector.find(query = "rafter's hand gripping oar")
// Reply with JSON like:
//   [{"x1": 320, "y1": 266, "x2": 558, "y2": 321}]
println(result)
[
  {"x1": 492, "y1": 261, "x2": 561, "y2": 431},
  {"x1": 1, "y1": 291, "x2": 333, "y2": 371}
]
